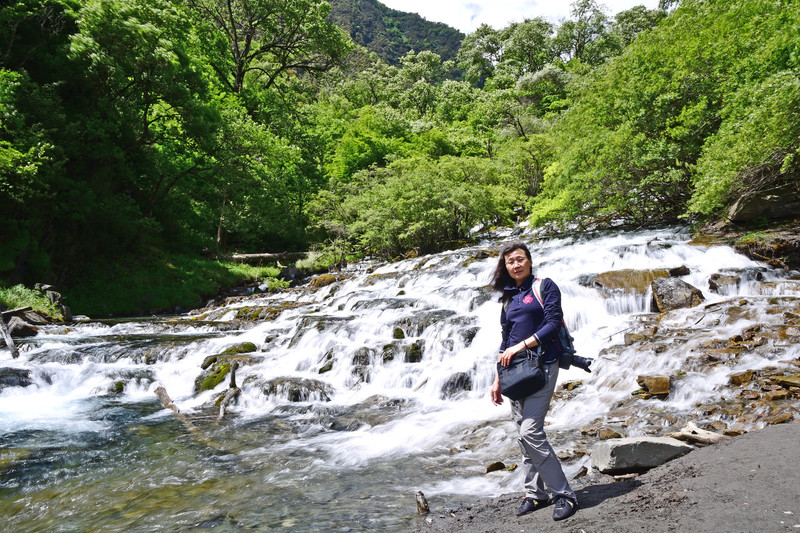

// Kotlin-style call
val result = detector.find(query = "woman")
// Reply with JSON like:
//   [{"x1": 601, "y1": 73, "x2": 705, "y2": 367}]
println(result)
[{"x1": 490, "y1": 242, "x2": 578, "y2": 521}]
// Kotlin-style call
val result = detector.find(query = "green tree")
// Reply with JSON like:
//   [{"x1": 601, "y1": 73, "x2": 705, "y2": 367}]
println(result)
[
  {"x1": 186, "y1": 0, "x2": 352, "y2": 94},
  {"x1": 553, "y1": 0, "x2": 613, "y2": 66},
  {"x1": 456, "y1": 24, "x2": 502, "y2": 86}
]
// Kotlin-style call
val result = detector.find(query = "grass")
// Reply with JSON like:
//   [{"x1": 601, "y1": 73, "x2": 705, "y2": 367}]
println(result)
[
  {"x1": 0, "y1": 284, "x2": 64, "y2": 320},
  {"x1": 62, "y1": 252, "x2": 288, "y2": 317}
]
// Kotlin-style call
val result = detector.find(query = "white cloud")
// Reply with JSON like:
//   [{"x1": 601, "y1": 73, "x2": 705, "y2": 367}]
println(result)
[{"x1": 379, "y1": 0, "x2": 661, "y2": 33}]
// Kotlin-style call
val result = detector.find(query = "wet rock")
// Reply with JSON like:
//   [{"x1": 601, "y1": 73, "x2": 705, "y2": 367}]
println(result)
[
  {"x1": 636, "y1": 375, "x2": 671, "y2": 396},
  {"x1": 404, "y1": 341, "x2": 425, "y2": 363},
  {"x1": 318, "y1": 351, "x2": 334, "y2": 374},
  {"x1": 765, "y1": 410, "x2": 794, "y2": 425},
  {"x1": 8, "y1": 316, "x2": 38, "y2": 338},
  {"x1": 709, "y1": 273, "x2": 740, "y2": 294},
  {"x1": 201, "y1": 355, "x2": 218, "y2": 370},
  {"x1": 485, "y1": 461, "x2": 506, "y2": 473},
  {"x1": 0, "y1": 368, "x2": 32, "y2": 391},
  {"x1": 441, "y1": 372, "x2": 473, "y2": 398},
  {"x1": 594, "y1": 269, "x2": 670, "y2": 294},
  {"x1": 561, "y1": 380, "x2": 583, "y2": 391},
  {"x1": 351, "y1": 347, "x2": 374, "y2": 367},
  {"x1": 196, "y1": 361, "x2": 231, "y2": 392},
  {"x1": 651, "y1": 278, "x2": 705, "y2": 312},
  {"x1": 21, "y1": 309, "x2": 51, "y2": 325},
  {"x1": 245, "y1": 376, "x2": 333, "y2": 402},
  {"x1": 222, "y1": 342, "x2": 257, "y2": 355},
  {"x1": 766, "y1": 390, "x2": 789, "y2": 401},
  {"x1": 729, "y1": 370, "x2": 755, "y2": 386},
  {"x1": 308, "y1": 274, "x2": 338, "y2": 289},
  {"x1": 669, "y1": 265, "x2": 691, "y2": 276},
  {"x1": 460, "y1": 326, "x2": 480, "y2": 347},
  {"x1": 352, "y1": 298, "x2": 416, "y2": 311},
  {"x1": 599, "y1": 428, "x2": 623, "y2": 440},
  {"x1": 773, "y1": 375, "x2": 800, "y2": 389},
  {"x1": 395, "y1": 310, "x2": 459, "y2": 337},
  {"x1": 591, "y1": 436, "x2": 693, "y2": 474}
]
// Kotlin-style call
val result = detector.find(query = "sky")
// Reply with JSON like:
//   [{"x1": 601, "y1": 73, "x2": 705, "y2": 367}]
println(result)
[{"x1": 378, "y1": 0, "x2": 661, "y2": 34}]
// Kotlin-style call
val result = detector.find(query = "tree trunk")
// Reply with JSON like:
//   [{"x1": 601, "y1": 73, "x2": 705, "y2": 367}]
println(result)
[{"x1": 225, "y1": 252, "x2": 308, "y2": 264}]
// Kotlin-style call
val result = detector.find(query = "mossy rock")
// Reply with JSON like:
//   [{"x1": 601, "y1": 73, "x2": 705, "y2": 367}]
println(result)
[
  {"x1": 405, "y1": 341, "x2": 424, "y2": 363},
  {"x1": 392, "y1": 327, "x2": 405, "y2": 339},
  {"x1": 109, "y1": 381, "x2": 124, "y2": 395},
  {"x1": 222, "y1": 342, "x2": 257, "y2": 355},
  {"x1": 319, "y1": 351, "x2": 334, "y2": 374},
  {"x1": 309, "y1": 274, "x2": 337, "y2": 289},
  {"x1": 198, "y1": 362, "x2": 231, "y2": 392}
]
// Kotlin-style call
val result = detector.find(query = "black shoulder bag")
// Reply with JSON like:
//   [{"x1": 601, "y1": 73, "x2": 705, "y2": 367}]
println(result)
[{"x1": 497, "y1": 296, "x2": 546, "y2": 401}]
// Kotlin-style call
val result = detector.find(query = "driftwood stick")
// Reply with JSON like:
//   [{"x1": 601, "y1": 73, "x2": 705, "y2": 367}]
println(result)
[
  {"x1": 217, "y1": 387, "x2": 241, "y2": 422},
  {"x1": 666, "y1": 421, "x2": 727, "y2": 445},
  {"x1": 0, "y1": 316, "x2": 19, "y2": 359},
  {"x1": 155, "y1": 385, "x2": 223, "y2": 449}
]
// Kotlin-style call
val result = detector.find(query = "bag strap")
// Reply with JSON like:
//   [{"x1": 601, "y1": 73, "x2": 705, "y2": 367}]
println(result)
[{"x1": 533, "y1": 277, "x2": 570, "y2": 332}]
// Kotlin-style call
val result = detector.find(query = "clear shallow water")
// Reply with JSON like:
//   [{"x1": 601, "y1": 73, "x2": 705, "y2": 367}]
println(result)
[{"x1": 2, "y1": 227, "x2": 798, "y2": 531}]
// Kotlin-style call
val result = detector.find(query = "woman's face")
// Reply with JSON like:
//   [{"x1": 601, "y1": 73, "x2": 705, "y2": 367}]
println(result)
[{"x1": 504, "y1": 248, "x2": 531, "y2": 286}]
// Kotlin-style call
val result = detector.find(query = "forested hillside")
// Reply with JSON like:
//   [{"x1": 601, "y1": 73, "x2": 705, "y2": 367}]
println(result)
[
  {"x1": 327, "y1": 0, "x2": 463, "y2": 64},
  {"x1": 1, "y1": 0, "x2": 798, "y2": 315}
]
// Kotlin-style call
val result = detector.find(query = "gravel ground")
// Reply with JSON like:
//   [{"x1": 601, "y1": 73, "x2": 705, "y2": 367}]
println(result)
[{"x1": 414, "y1": 422, "x2": 800, "y2": 533}]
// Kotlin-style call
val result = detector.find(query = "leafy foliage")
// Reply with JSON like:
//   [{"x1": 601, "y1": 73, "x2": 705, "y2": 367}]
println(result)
[{"x1": 2, "y1": 0, "x2": 795, "y2": 315}]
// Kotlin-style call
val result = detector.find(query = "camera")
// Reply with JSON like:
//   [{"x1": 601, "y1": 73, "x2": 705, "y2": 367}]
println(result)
[{"x1": 559, "y1": 352, "x2": 593, "y2": 373}]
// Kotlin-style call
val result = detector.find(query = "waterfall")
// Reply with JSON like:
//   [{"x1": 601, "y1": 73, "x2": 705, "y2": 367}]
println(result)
[{"x1": 1, "y1": 227, "x2": 797, "y2": 531}]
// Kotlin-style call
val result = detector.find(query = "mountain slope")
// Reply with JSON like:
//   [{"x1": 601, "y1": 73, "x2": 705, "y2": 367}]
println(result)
[{"x1": 327, "y1": 0, "x2": 464, "y2": 65}]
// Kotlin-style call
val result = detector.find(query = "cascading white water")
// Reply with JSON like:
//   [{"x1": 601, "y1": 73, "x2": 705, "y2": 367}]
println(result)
[{"x1": 1, "y1": 227, "x2": 798, "y2": 531}]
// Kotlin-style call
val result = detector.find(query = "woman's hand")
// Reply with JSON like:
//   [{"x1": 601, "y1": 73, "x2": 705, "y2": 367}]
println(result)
[
  {"x1": 490, "y1": 374, "x2": 503, "y2": 405},
  {"x1": 498, "y1": 346, "x2": 518, "y2": 367}
]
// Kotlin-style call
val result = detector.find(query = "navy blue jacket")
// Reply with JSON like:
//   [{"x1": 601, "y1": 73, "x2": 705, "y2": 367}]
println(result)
[{"x1": 500, "y1": 276, "x2": 563, "y2": 364}]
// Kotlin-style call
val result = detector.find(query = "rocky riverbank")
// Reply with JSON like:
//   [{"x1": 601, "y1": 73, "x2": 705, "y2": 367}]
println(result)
[
  {"x1": 697, "y1": 219, "x2": 800, "y2": 270},
  {"x1": 414, "y1": 421, "x2": 800, "y2": 532}
]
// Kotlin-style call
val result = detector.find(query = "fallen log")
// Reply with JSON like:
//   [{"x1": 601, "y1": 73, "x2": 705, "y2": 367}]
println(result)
[
  {"x1": 225, "y1": 252, "x2": 308, "y2": 264},
  {"x1": 0, "y1": 316, "x2": 19, "y2": 359},
  {"x1": 155, "y1": 386, "x2": 220, "y2": 449},
  {"x1": 666, "y1": 421, "x2": 727, "y2": 445},
  {"x1": 1, "y1": 306, "x2": 32, "y2": 318}
]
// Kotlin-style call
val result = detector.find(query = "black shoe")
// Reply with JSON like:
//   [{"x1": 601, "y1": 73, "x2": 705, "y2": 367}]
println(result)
[
  {"x1": 552, "y1": 496, "x2": 578, "y2": 521},
  {"x1": 516, "y1": 496, "x2": 550, "y2": 516}
]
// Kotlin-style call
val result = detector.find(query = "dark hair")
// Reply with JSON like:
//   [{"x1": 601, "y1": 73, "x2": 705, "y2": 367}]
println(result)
[{"x1": 491, "y1": 242, "x2": 532, "y2": 292}]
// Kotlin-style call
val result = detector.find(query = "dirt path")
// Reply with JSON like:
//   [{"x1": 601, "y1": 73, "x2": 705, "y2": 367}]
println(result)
[{"x1": 414, "y1": 422, "x2": 800, "y2": 533}]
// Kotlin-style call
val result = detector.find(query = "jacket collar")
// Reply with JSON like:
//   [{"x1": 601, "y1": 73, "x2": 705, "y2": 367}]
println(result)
[{"x1": 503, "y1": 274, "x2": 534, "y2": 292}]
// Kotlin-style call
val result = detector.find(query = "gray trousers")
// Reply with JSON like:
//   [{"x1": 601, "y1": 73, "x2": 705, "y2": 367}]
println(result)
[{"x1": 510, "y1": 361, "x2": 577, "y2": 501}]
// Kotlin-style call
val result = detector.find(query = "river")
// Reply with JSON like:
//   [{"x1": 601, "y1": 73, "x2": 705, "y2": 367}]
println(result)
[{"x1": 1, "y1": 226, "x2": 798, "y2": 531}]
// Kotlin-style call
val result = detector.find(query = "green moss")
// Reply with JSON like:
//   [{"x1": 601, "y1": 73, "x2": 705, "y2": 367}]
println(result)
[
  {"x1": 200, "y1": 362, "x2": 231, "y2": 392},
  {"x1": 222, "y1": 342, "x2": 257, "y2": 355},
  {"x1": 393, "y1": 327, "x2": 405, "y2": 339}
]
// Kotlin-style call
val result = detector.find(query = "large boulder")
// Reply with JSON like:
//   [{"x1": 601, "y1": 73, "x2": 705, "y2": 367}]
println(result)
[
  {"x1": 441, "y1": 372, "x2": 473, "y2": 398},
  {"x1": 651, "y1": 277, "x2": 704, "y2": 312},
  {"x1": 0, "y1": 368, "x2": 33, "y2": 391},
  {"x1": 8, "y1": 316, "x2": 39, "y2": 338},
  {"x1": 591, "y1": 436, "x2": 693, "y2": 474},
  {"x1": 594, "y1": 269, "x2": 670, "y2": 294},
  {"x1": 727, "y1": 191, "x2": 800, "y2": 222}
]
